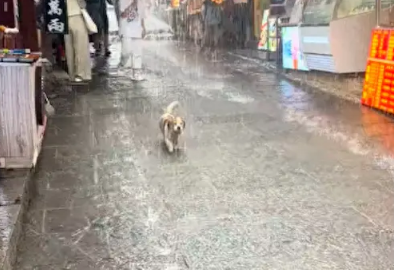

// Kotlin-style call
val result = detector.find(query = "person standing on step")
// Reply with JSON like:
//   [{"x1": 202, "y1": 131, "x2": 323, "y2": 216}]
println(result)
[
  {"x1": 118, "y1": 0, "x2": 146, "y2": 81},
  {"x1": 65, "y1": 0, "x2": 92, "y2": 83}
]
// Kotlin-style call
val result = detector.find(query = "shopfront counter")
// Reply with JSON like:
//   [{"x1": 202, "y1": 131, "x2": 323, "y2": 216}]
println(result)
[{"x1": 0, "y1": 60, "x2": 46, "y2": 168}]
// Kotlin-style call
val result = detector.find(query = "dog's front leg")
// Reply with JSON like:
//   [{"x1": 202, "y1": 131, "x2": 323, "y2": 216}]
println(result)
[
  {"x1": 166, "y1": 138, "x2": 174, "y2": 153},
  {"x1": 164, "y1": 124, "x2": 174, "y2": 153},
  {"x1": 172, "y1": 136, "x2": 179, "y2": 151}
]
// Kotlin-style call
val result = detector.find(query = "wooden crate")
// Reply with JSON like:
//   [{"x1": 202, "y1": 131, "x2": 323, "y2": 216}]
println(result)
[{"x1": 0, "y1": 61, "x2": 46, "y2": 168}]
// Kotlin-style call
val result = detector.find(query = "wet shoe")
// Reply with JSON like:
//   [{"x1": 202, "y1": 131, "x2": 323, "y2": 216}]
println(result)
[
  {"x1": 70, "y1": 77, "x2": 87, "y2": 85},
  {"x1": 105, "y1": 50, "x2": 111, "y2": 57}
]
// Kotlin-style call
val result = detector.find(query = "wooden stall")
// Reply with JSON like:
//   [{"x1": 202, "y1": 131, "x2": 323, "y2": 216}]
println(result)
[
  {"x1": 0, "y1": 0, "x2": 46, "y2": 169},
  {"x1": 0, "y1": 60, "x2": 46, "y2": 168}
]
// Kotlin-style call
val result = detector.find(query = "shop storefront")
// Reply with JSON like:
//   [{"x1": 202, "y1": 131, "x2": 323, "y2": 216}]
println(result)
[{"x1": 281, "y1": 0, "x2": 394, "y2": 73}]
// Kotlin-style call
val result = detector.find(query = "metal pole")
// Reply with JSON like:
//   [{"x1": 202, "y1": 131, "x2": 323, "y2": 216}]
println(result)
[
  {"x1": 276, "y1": 17, "x2": 280, "y2": 69},
  {"x1": 376, "y1": 0, "x2": 381, "y2": 27},
  {"x1": 266, "y1": 17, "x2": 270, "y2": 61}
]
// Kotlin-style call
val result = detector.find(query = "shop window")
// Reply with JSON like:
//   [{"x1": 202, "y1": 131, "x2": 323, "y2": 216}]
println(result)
[
  {"x1": 302, "y1": 0, "x2": 337, "y2": 25},
  {"x1": 334, "y1": 0, "x2": 393, "y2": 20}
]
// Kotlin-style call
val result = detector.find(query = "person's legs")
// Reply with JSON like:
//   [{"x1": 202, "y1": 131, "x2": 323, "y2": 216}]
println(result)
[
  {"x1": 206, "y1": 25, "x2": 215, "y2": 54},
  {"x1": 64, "y1": 19, "x2": 75, "y2": 80},
  {"x1": 130, "y1": 38, "x2": 143, "y2": 81},
  {"x1": 120, "y1": 36, "x2": 132, "y2": 68},
  {"x1": 212, "y1": 24, "x2": 220, "y2": 60},
  {"x1": 73, "y1": 15, "x2": 92, "y2": 81},
  {"x1": 103, "y1": 5, "x2": 111, "y2": 56},
  {"x1": 201, "y1": 24, "x2": 213, "y2": 53}
]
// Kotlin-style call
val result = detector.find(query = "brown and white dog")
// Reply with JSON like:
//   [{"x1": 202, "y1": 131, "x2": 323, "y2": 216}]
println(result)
[{"x1": 159, "y1": 101, "x2": 185, "y2": 153}]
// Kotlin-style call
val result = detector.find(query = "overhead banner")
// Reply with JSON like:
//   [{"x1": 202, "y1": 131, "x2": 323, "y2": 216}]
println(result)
[{"x1": 44, "y1": 0, "x2": 68, "y2": 34}]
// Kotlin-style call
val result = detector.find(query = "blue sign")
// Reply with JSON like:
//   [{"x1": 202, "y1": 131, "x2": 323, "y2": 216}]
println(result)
[{"x1": 282, "y1": 26, "x2": 309, "y2": 71}]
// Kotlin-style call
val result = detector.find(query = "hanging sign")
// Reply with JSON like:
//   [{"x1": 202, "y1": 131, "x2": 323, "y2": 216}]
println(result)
[{"x1": 44, "y1": 0, "x2": 68, "y2": 34}]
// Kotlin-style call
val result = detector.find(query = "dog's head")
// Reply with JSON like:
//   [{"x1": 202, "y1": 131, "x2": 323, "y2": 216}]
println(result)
[{"x1": 173, "y1": 116, "x2": 185, "y2": 134}]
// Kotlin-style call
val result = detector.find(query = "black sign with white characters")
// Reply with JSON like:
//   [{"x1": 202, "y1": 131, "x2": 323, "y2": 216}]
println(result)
[{"x1": 44, "y1": 0, "x2": 68, "y2": 34}]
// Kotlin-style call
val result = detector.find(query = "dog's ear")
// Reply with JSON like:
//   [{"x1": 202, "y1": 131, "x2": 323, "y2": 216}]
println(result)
[
  {"x1": 164, "y1": 118, "x2": 174, "y2": 128},
  {"x1": 164, "y1": 119, "x2": 170, "y2": 128}
]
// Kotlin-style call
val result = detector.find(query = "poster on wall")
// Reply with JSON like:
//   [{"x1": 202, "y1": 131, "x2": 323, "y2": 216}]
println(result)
[
  {"x1": 44, "y1": 0, "x2": 68, "y2": 34},
  {"x1": 258, "y1": 9, "x2": 269, "y2": 50},
  {"x1": 268, "y1": 17, "x2": 277, "y2": 52},
  {"x1": 282, "y1": 26, "x2": 309, "y2": 71}
]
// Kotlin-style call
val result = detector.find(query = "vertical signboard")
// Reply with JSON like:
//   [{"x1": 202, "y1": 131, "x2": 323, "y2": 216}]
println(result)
[
  {"x1": 258, "y1": 9, "x2": 269, "y2": 50},
  {"x1": 268, "y1": 17, "x2": 277, "y2": 52},
  {"x1": 44, "y1": 0, "x2": 68, "y2": 34}
]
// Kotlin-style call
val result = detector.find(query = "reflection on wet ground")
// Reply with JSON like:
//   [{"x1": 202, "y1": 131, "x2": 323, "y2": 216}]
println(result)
[{"x1": 16, "y1": 40, "x2": 394, "y2": 269}]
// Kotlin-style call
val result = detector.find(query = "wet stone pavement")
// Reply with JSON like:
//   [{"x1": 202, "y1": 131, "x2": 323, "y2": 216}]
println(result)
[{"x1": 16, "y1": 40, "x2": 394, "y2": 269}]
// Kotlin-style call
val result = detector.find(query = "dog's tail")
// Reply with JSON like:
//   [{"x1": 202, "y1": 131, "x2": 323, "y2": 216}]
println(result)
[{"x1": 165, "y1": 101, "x2": 180, "y2": 114}]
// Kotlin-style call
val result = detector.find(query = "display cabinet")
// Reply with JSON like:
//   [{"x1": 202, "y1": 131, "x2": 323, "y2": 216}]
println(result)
[{"x1": 296, "y1": 0, "x2": 394, "y2": 73}]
